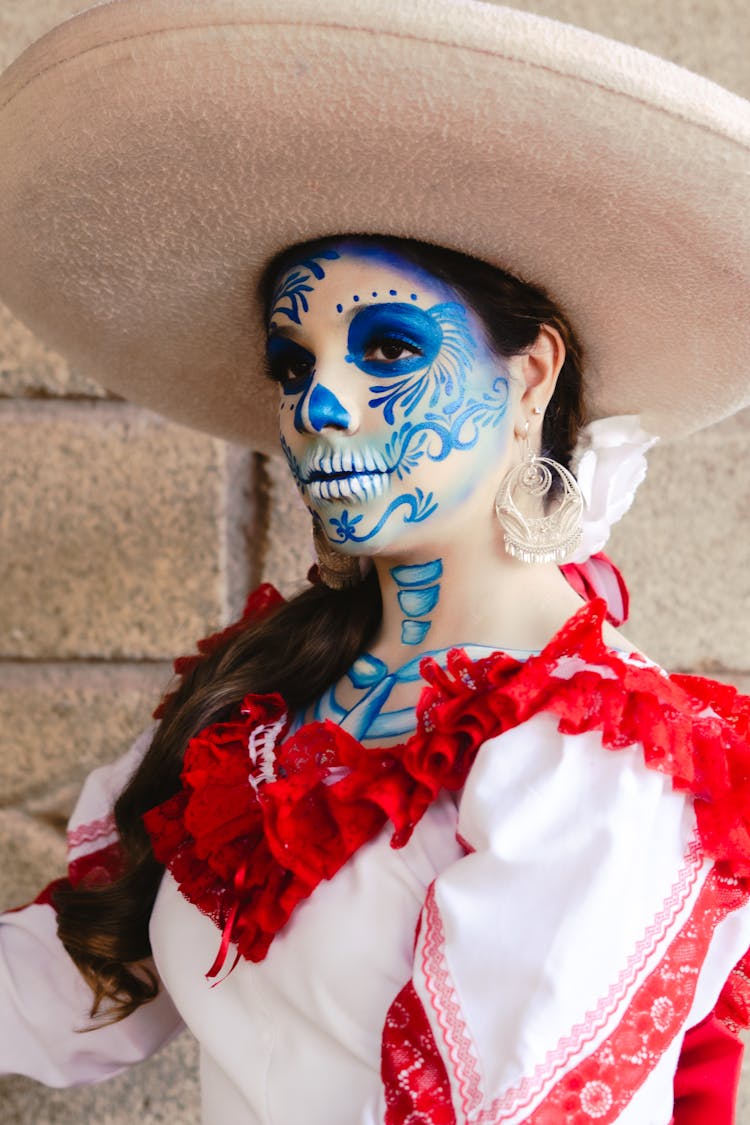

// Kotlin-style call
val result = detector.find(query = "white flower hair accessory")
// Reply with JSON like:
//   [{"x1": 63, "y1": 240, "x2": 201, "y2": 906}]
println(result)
[{"x1": 570, "y1": 416, "x2": 659, "y2": 564}]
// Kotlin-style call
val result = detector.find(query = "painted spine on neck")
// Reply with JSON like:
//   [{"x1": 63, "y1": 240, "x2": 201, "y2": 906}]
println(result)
[{"x1": 391, "y1": 559, "x2": 443, "y2": 645}]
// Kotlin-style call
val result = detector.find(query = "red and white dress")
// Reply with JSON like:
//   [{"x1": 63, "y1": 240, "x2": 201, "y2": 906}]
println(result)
[{"x1": 2, "y1": 593, "x2": 750, "y2": 1124}]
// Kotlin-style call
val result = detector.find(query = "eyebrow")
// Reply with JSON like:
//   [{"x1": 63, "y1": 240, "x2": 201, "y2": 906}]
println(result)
[
  {"x1": 344, "y1": 299, "x2": 433, "y2": 324},
  {"x1": 265, "y1": 322, "x2": 312, "y2": 343},
  {"x1": 267, "y1": 302, "x2": 377, "y2": 339}
]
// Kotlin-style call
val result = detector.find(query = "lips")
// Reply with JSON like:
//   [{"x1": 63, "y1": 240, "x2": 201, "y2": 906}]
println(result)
[
  {"x1": 307, "y1": 471, "x2": 389, "y2": 503},
  {"x1": 300, "y1": 448, "x2": 391, "y2": 504},
  {"x1": 303, "y1": 448, "x2": 389, "y2": 479}
]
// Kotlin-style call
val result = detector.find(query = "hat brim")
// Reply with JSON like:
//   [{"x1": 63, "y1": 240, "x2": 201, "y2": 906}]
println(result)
[{"x1": 0, "y1": 0, "x2": 749, "y2": 451}]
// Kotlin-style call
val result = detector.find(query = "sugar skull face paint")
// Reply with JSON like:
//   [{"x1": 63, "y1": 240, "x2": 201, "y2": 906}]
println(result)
[{"x1": 266, "y1": 241, "x2": 514, "y2": 553}]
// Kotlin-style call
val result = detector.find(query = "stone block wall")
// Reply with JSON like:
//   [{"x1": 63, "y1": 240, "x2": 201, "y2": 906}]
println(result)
[{"x1": 0, "y1": 0, "x2": 748, "y2": 1122}]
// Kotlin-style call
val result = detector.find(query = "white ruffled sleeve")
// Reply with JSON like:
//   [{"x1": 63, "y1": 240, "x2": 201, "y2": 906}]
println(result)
[
  {"x1": 374, "y1": 713, "x2": 750, "y2": 1124},
  {"x1": 0, "y1": 728, "x2": 184, "y2": 1087}
]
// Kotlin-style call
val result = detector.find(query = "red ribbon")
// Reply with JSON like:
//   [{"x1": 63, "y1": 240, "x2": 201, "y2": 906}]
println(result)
[
  {"x1": 206, "y1": 859, "x2": 248, "y2": 983},
  {"x1": 561, "y1": 552, "x2": 630, "y2": 626}
]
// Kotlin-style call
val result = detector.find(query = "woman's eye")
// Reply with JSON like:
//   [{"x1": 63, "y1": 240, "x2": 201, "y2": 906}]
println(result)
[
  {"x1": 267, "y1": 359, "x2": 310, "y2": 385},
  {"x1": 286, "y1": 359, "x2": 312, "y2": 380},
  {"x1": 266, "y1": 336, "x2": 315, "y2": 387},
  {"x1": 366, "y1": 338, "x2": 421, "y2": 362}
]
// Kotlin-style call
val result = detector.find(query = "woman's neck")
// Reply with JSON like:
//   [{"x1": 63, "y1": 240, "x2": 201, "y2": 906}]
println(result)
[
  {"x1": 309, "y1": 541, "x2": 586, "y2": 745},
  {"x1": 369, "y1": 536, "x2": 586, "y2": 666}
]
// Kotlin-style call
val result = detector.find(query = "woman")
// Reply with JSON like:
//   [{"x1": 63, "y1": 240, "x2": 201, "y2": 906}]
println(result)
[{"x1": 1, "y1": 2, "x2": 749, "y2": 1123}]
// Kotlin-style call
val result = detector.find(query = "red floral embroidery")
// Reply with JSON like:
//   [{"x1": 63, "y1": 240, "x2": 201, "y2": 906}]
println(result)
[
  {"x1": 715, "y1": 945, "x2": 750, "y2": 1034},
  {"x1": 18, "y1": 844, "x2": 127, "y2": 914},
  {"x1": 68, "y1": 841, "x2": 125, "y2": 889},
  {"x1": 382, "y1": 982, "x2": 456, "y2": 1125},
  {"x1": 395, "y1": 865, "x2": 747, "y2": 1123},
  {"x1": 143, "y1": 598, "x2": 750, "y2": 1002}
]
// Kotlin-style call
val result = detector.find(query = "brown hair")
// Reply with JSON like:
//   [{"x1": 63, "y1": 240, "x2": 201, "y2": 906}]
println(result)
[{"x1": 54, "y1": 235, "x2": 587, "y2": 1022}]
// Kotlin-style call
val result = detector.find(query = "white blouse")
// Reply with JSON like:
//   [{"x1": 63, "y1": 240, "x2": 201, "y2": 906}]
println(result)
[
  {"x1": 3, "y1": 647, "x2": 750, "y2": 1124},
  {"x1": 148, "y1": 714, "x2": 750, "y2": 1124}
]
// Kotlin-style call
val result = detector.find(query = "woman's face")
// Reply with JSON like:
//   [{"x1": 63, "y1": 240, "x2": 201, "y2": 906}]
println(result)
[{"x1": 266, "y1": 241, "x2": 515, "y2": 555}]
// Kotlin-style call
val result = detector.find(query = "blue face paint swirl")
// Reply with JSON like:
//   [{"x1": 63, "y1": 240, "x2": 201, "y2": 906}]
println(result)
[
  {"x1": 344, "y1": 301, "x2": 474, "y2": 424},
  {"x1": 269, "y1": 250, "x2": 341, "y2": 325},
  {"x1": 329, "y1": 489, "x2": 438, "y2": 543}
]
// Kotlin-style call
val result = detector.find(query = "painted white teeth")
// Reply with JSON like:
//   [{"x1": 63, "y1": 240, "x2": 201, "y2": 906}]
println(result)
[
  {"x1": 307, "y1": 472, "x2": 389, "y2": 504},
  {"x1": 303, "y1": 449, "x2": 392, "y2": 484}
]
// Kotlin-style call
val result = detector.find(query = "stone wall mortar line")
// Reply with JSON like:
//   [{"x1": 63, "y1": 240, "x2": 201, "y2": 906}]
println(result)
[
  {"x1": 0, "y1": 395, "x2": 187, "y2": 424},
  {"x1": 224, "y1": 443, "x2": 260, "y2": 619},
  {"x1": 252, "y1": 451, "x2": 275, "y2": 584}
]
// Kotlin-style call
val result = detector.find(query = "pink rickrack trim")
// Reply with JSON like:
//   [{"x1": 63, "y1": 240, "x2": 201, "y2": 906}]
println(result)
[
  {"x1": 420, "y1": 834, "x2": 705, "y2": 1120},
  {"x1": 523, "y1": 870, "x2": 749, "y2": 1124},
  {"x1": 67, "y1": 813, "x2": 117, "y2": 850}
]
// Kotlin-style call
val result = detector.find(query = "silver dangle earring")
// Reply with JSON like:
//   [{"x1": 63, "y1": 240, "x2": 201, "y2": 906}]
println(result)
[
  {"x1": 312, "y1": 521, "x2": 362, "y2": 589},
  {"x1": 495, "y1": 420, "x2": 584, "y2": 564}
]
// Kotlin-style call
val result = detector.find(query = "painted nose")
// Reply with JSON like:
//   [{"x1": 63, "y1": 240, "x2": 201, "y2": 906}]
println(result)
[{"x1": 297, "y1": 381, "x2": 353, "y2": 434}]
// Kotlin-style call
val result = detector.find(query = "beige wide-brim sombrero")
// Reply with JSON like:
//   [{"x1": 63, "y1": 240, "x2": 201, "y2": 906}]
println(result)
[{"x1": 0, "y1": 0, "x2": 748, "y2": 452}]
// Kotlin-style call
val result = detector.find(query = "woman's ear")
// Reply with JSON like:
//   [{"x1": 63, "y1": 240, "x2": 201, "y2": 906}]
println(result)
[{"x1": 512, "y1": 325, "x2": 566, "y2": 418}]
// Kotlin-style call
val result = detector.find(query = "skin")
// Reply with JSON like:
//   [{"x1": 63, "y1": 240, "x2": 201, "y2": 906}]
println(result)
[{"x1": 266, "y1": 240, "x2": 626, "y2": 740}]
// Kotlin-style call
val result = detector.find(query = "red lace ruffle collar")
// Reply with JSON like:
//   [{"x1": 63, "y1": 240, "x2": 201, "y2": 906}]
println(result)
[{"x1": 143, "y1": 596, "x2": 750, "y2": 983}]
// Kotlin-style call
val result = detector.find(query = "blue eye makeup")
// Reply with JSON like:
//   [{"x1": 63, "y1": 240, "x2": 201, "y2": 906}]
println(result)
[
  {"x1": 346, "y1": 303, "x2": 442, "y2": 377},
  {"x1": 266, "y1": 334, "x2": 316, "y2": 393}
]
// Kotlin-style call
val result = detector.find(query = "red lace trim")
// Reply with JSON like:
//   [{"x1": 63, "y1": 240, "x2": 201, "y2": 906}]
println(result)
[
  {"x1": 383, "y1": 867, "x2": 747, "y2": 1124},
  {"x1": 714, "y1": 945, "x2": 750, "y2": 1035},
  {"x1": 522, "y1": 869, "x2": 748, "y2": 1124},
  {"x1": 382, "y1": 982, "x2": 456, "y2": 1125},
  {"x1": 143, "y1": 598, "x2": 750, "y2": 996}
]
